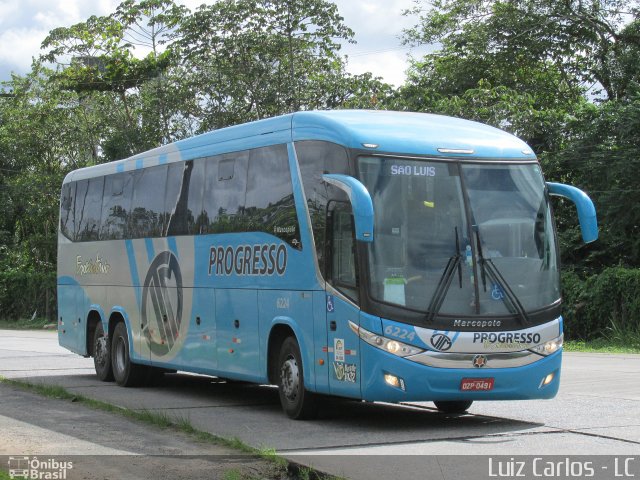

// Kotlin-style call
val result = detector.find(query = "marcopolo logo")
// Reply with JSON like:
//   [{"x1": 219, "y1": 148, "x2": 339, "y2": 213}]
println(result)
[
  {"x1": 141, "y1": 251, "x2": 185, "y2": 357},
  {"x1": 430, "y1": 332, "x2": 453, "y2": 351}
]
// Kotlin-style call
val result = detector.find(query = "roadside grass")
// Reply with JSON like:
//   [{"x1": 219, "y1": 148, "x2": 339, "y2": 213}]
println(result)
[
  {"x1": 565, "y1": 323, "x2": 640, "y2": 354},
  {"x1": 0, "y1": 469, "x2": 10, "y2": 480},
  {"x1": 0, "y1": 376, "x2": 337, "y2": 480},
  {"x1": 0, "y1": 318, "x2": 54, "y2": 330},
  {"x1": 564, "y1": 339, "x2": 640, "y2": 354},
  {"x1": 223, "y1": 469, "x2": 245, "y2": 480}
]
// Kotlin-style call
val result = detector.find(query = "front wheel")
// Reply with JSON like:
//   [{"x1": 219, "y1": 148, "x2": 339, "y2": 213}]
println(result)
[
  {"x1": 277, "y1": 336, "x2": 317, "y2": 420},
  {"x1": 111, "y1": 322, "x2": 146, "y2": 387},
  {"x1": 93, "y1": 321, "x2": 113, "y2": 382},
  {"x1": 434, "y1": 400, "x2": 473, "y2": 414}
]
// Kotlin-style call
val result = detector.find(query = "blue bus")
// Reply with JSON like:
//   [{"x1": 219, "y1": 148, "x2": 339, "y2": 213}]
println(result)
[{"x1": 57, "y1": 110, "x2": 597, "y2": 419}]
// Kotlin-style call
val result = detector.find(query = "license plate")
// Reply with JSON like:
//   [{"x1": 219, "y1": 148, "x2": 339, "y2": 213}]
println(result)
[{"x1": 460, "y1": 378, "x2": 494, "y2": 391}]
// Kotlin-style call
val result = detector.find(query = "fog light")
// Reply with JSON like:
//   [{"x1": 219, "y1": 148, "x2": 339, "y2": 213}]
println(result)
[
  {"x1": 542, "y1": 373, "x2": 555, "y2": 386},
  {"x1": 384, "y1": 373, "x2": 399, "y2": 387},
  {"x1": 384, "y1": 373, "x2": 405, "y2": 391}
]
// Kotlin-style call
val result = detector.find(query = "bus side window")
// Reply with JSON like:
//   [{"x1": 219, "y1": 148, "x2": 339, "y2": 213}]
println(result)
[
  {"x1": 60, "y1": 182, "x2": 76, "y2": 241},
  {"x1": 327, "y1": 202, "x2": 359, "y2": 303},
  {"x1": 100, "y1": 172, "x2": 134, "y2": 240},
  {"x1": 129, "y1": 165, "x2": 167, "y2": 238},
  {"x1": 165, "y1": 160, "x2": 205, "y2": 236},
  {"x1": 76, "y1": 177, "x2": 105, "y2": 242},
  {"x1": 163, "y1": 162, "x2": 185, "y2": 236},
  {"x1": 246, "y1": 145, "x2": 300, "y2": 248},
  {"x1": 202, "y1": 152, "x2": 249, "y2": 234},
  {"x1": 295, "y1": 140, "x2": 350, "y2": 276}
]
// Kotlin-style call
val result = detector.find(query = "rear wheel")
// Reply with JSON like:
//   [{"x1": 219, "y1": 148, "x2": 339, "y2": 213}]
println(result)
[
  {"x1": 93, "y1": 322, "x2": 113, "y2": 382},
  {"x1": 111, "y1": 322, "x2": 146, "y2": 387},
  {"x1": 277, "y1": 336, "x2": 317, "y2": 419},
  {"x1": 434, "y1": 400, "x2": 473, "y2": 414}
]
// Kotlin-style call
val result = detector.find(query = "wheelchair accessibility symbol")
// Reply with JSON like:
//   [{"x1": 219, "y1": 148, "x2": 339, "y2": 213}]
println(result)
[
  {"x1": 491, "y1": 283, "x2": 504, "y2": 300},
  {"x1": 326, "y1": 295, "x2": 335, "y2": 312}
]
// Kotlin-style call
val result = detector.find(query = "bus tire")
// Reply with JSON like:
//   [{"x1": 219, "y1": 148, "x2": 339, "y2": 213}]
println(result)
[
  {"x1": 277, "y1": 336, "x2": 317, "y2": 420},
  {"x1": 434, "y1": 400, "x2": 473, "y2": 413},
  {"x1": 93, "y1": 322, "x2": 113, "y2": 382},
  {"x1": 111, "y1": 322, "x2": 146, "y2": 387}
]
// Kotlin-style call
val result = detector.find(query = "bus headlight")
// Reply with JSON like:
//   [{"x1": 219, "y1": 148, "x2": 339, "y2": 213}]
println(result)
[
  {"x1": 529, "y1": 333, "x2": 563, "y2": 356},
  {"x1": 349, "y1": 321, "x2": 424, "y2": 357},
  {"x1": 386, "y1": 341, "x2": 401, "y2": 353}
]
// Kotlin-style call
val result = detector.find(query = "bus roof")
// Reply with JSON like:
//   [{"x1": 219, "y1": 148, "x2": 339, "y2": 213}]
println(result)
[
  {"x1": 64, "y1": 110, "x2": 535, "y2": 183},
  {"x1": 291, "y1": 110, "x2": 534, "y2": 159}
]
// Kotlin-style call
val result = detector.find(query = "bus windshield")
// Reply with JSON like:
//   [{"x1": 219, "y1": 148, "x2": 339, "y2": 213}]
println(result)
[{"x1": 358, "y1": 157, "x2": 559, "y2": 318}]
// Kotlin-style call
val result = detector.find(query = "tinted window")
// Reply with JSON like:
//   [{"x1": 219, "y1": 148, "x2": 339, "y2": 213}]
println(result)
[
  {"x1": 164, "y1": 162, "x2": 185, "y2": 235},
  {"x1": 329, "y1": 203, "x2": 358, "y2": 301},
  {"x1": 100, "y1": 172, "x2": 134, "y2": 240},
  {"x1": 129, "y1": 165, "x2": 167, "y2": 238},
  {"x1": 166, "y1": 160, "x2": 204, "y2": 236},
  {"x1": 76, "y1": 177, "x2": 104, "y2": 241},
  {"x1": 202, "y1": 152, "x2": 249, "y2": 234},
  {"x1": 295, "y1": 141, "x2": 350, "y2": 273},
  {"x1": 246, "y1": 145, "x2": 300, "y2": 247},
  {"x1": 60, "y1": 182, "x2": 75, "y2": 241}
]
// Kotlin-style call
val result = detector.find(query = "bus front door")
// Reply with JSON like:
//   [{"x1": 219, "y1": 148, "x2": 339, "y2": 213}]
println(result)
[{"x1": 326, "y1": 204, "x2": 362, "y2": 398}]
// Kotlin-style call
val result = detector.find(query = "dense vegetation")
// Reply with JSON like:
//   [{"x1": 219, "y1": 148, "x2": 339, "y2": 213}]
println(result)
[{"x1": 1, "y1": 0, "x2": 639, "y2": 340}]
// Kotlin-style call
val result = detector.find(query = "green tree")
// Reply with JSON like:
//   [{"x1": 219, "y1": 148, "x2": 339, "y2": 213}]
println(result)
[
  {"x1": 544, "y1": 96, "x2": 640, "y2": 269},
  {"x1": 113, "y1": 0, "x2": 192, "y2": 145},
  {"x1": 403, "y1": 0, "x2": 640, "y2": 101},
  {"x1": 0, "y1": 65, "x2": 104, "y2": 268},
  {"x1": 174, "y1": 0, "x2": 362, "y2": 129},
  {"x1": 40, "y1": 0, "x2": 189, "y2": 158},
  {"x1": 397, "y1": 0, "x2": 615, "y2": 152}
]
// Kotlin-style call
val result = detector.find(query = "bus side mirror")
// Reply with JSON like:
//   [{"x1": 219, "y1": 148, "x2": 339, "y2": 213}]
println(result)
[
  {"x1": 322, "y1": 174, "x2": 374, "y2": 243},
  {"x1": 546, "y1": 182, "x2": 598, "y2": 243}
]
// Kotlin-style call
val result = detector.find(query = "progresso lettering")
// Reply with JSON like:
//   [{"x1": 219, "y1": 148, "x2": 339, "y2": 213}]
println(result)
[
  {"x1": 208, "y1": 244, "x2": 287, "y2": 276},
  {"x1": 472, "y1": 332, "x2": 541, "y2": 344}
]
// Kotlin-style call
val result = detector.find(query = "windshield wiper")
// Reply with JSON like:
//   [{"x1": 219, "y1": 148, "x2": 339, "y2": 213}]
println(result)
[
  {"x1": 474, "y1": 228, "x2": 530, "y2": 326},
  {"x1": 427, "y1": 227, "x2": 463, "y2": 323}
]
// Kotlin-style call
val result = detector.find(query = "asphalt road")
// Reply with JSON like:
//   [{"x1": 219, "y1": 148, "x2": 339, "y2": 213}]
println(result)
[{"x1": 1, "y1": 329, "x2": 639, "y2": 479}]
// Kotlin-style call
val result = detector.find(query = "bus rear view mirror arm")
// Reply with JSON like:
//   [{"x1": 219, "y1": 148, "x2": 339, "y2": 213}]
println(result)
[
  {"x1": 322, "y1": 174, "x2": 374, "y2": 243},
  {"x1": 546, "y1": 182, "x2": 598, "y2": 243}
]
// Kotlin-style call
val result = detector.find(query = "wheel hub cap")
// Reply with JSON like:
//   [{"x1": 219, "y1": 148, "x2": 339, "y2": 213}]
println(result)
[
  {"x1": 281, "y1": 356, "x2": 299, "y2": 400},
  {"x1": 115, "y1": 337, "x2": 126, "y2": 373},
  {"x1": 95, "y1": 337, "x2": 108, "y2": 366}
]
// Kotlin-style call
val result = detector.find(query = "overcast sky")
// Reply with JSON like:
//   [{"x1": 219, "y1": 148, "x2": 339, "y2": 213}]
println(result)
[{"x1": 0, "y1": 0, "x2": 430, "y2": 87}]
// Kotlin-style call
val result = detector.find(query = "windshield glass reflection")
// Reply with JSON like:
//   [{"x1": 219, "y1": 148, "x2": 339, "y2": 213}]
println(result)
[{"x1": 357, "y1": 157, "x2": 559, "y2": 318}]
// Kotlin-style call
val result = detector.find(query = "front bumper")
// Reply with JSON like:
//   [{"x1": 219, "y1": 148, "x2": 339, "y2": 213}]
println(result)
[{"x1": 360, "y1": 341, "x2": 562, "y2": 403}]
